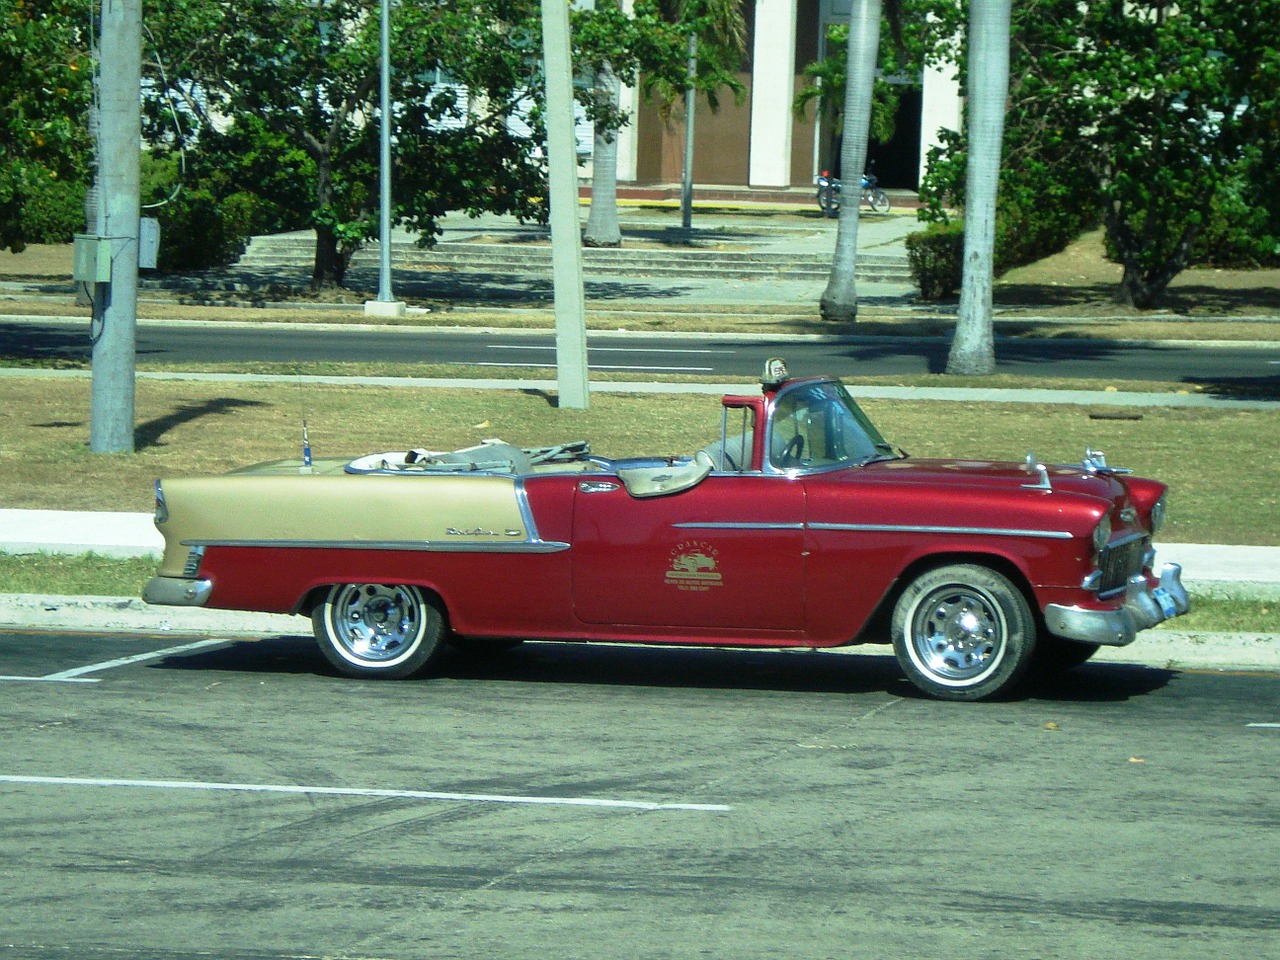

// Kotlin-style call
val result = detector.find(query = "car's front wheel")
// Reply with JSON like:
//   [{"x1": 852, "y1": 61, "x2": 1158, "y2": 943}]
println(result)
[
  {"x1": 891, "y1": 564, "x2": 1036, "y2": 701},
  {"x1": 312, "y1": 583, "x2": 443, "y2": 679}
]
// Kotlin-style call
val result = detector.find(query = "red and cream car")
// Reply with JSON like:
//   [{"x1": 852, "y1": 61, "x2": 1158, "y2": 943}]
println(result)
[{"x1": 144, "y1": 361, "x2": 1188, "y2": 700}]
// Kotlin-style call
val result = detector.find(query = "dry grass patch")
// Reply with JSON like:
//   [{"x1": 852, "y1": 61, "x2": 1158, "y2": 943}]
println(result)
[{"x1": 0, "y1": 375, "x2": 1276, "y2": 545}]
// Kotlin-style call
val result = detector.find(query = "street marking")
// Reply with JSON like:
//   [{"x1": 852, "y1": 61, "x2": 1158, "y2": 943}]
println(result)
[
  {"x1": 0, "y1": 639, "x2": 227, "y2": 684},
  {"x1": 0, "y1": 675, "x2": 101, "y2": 683},
  {"x1": 0, "y1": 775, "x2": 731, "y2": 812},
  {"x1": 1247, "y1": 723, "x2": 1280, "y2": 728},
  {"x1": 475, "y1": 361, "x2": 715, "y2": 373},
  {"x1": 486, "y1": 345, "x2": 730, "y2": 355}
]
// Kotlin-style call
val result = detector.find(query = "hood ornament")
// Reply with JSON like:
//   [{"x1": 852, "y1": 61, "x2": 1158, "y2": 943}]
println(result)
[{"x1": 1022, "y1": 452, "x2": 1052, "y2": 491}]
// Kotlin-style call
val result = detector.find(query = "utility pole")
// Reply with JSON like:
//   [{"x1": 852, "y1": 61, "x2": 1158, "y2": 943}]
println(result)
[
  {"x1": 539, "y1": 0, "x2": 589, "y2": 410},
  {"x1": 88, "y1": 0, "x2": 142, "y2": 453}
]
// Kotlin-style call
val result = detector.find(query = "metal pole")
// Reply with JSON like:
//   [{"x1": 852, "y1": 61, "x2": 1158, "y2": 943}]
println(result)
[
  {"x1": 540, "y1": 0, "x2": 589, "y2": 409},
  {"x1": 377, "y1": 0, "x2": 393, "y2": 301},
  {"x1": 89, "y1": 0, "x2": 142, "y2": 454},
  {"x1": 366, "y1": 0, "x2": 405, "y2": 316},
  {"x1": 680, "y1": 32, "x2": 696, "y2": 230}
]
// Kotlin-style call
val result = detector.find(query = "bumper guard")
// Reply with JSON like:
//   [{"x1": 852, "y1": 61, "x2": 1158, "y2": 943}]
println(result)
[
  {"x1": 1044, "y1": 562, "x2": 1190, "y2": 647},
  {"x1": 143, "y1": 576, "x2": 213, "y2": 607}
]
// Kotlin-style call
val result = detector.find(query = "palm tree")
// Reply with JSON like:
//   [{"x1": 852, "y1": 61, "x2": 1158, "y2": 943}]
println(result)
[
  {"x1": 945, "y1": 0, "x2": 1012, "y2": 375},
  {"x1": 819, "y1": 0, "x2": 882, "y2": 323},
  {"x1": 583, "y1": 57, "x2": 623, "y2": 247}
]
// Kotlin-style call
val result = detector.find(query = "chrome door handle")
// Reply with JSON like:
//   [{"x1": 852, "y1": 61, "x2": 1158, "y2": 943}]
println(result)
[{"x1": 579, "y1": 480, "x2": 620, "y2": 493}]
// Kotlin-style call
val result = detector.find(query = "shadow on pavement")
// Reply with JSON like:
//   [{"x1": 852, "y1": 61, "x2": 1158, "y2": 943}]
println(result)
[{"x1": 150, "y1": 635, "x2": 1176, "y2": 703}]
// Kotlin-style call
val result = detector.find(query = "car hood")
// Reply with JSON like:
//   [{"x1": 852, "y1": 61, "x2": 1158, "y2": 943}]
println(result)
[{"x1": 859, "y1": 457, "x2": 1126, "y2": 501}]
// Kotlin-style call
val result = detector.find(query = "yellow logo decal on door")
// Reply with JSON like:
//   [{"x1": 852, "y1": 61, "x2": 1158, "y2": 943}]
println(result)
[{"x1": 665, "y1": 540, "x2": 723, "y2": 591}]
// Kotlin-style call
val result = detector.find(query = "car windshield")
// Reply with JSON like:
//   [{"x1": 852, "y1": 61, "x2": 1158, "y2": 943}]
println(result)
[{"x1": 769, "y1": 381, "x2": 897, "y2": 470}]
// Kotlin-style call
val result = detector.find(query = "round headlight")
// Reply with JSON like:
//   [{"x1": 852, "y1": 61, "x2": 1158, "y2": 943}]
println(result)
[
  {"x1": 1150, "y1": 495, "x2": 1167, "y2": 536},
  {"x1": 1092, "y1": 514, "x2": 1112, "y2": 553}
]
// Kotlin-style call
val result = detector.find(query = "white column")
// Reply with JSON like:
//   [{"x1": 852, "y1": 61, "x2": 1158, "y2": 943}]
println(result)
[
  {"x1": 919, "y1": 61, "x2": 963, "y2": 186},
  {"x1": 615, "y1": 0, "x2": 639, "y2": 182},
  {"x1": 747, "y1": 0, "x2": 798, "y2": 187},
  {"x1": 616, "y1": 80, "x2": 639, "y2": 182}
]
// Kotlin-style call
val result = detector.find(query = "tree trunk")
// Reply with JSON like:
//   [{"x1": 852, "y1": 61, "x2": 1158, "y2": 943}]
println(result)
[
  {"x1": 946, "y1": 0, "x2": 1011, "y2": 376},
  {"x1": 819, "y1": 0, "x2": 881, "y2": 324},
  {"x1": 583, "y1": 60, "x2": 623, "y2": 248},
  {"x1": 1109, "y1": 209, "x2": 1202, "y2": 309},
  {"x1": 311, "y1": 226, "x2": 350, "y2": 290},
  {"x1": 309, "y1": 157, "x2": 350, "y2": 290}
]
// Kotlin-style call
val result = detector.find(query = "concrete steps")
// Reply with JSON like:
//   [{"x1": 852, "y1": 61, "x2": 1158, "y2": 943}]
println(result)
[{"x1": 235, "y1": 236, "x2": 913, "y2": 284}]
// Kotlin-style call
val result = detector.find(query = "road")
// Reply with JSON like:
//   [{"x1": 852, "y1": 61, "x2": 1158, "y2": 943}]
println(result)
[
  {"x1": 2, "y1": 628, "x2": 1277, "y2": 959},
  {"x1": 3, "y1": 317, "x2": 1278, "y2": 390}
]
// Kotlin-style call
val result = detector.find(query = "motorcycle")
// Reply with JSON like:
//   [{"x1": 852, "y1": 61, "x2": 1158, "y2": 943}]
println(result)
[{"x1": 816, "y1": 168, "x2": 891, "y2": 217}]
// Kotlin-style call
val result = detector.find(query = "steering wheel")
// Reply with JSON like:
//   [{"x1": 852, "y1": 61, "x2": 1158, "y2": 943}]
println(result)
[{"x1": 779, "y1": 434, "x2": 805, "y2": 467}]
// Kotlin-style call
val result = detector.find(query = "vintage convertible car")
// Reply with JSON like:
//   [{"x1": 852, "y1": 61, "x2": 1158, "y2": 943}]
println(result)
[{"x1": 144, "y1": 360, "x2": 1189, "y2": 701}]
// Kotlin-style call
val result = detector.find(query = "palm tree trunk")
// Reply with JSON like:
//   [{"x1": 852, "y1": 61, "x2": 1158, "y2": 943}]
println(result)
[
  {"x1": 584, "y1": 60, "x2": 623, "y2": 248},
  {"x1": 945, "y1": 0, "x2": 1011, "y2": 375},
  {"x1": 820, "y1": 0, "x2": 881, "y2": 323}
]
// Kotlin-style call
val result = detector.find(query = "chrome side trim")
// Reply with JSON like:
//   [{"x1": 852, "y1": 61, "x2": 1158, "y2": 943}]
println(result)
[
  {"x1": 182, "y1": 539, "x2": 570, "y2": 554},
  {"x1": 809, "y1": 522, "x2": 1074, "y2": 540},
  {"x1": 513, "y1": 478, "x2": 542, "y2": 541},
  {"x1": 672, "y1": 522, "x2": 806, "y2": 531}
]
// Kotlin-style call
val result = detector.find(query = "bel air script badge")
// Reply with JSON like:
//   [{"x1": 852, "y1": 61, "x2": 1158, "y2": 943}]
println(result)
[{"x1": 446, "y1": 527, "x2": 523, "y2": 538}]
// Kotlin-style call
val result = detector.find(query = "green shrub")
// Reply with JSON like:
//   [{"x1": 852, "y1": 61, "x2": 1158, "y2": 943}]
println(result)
[
  {"x1": 150, "y1": 187, "x2": 250, "y2": 271},
  {"x1": 906, "y1": 222, "x2": 965, "y2": 301},
  {"x1": 18, "y1": 169, "x2": 85, "y2": 244},
  {"x1": 141, "y1": 152, "x2": 253, "y2": 271},
  {"x1": 1193, "y1": 170, "x2": 1280, "y2": 268}
]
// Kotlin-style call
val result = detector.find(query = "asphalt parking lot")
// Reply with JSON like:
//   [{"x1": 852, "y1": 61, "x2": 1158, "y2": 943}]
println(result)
[{"x1": 2, "y1": 629, "x2": 1278, "y2": 960}]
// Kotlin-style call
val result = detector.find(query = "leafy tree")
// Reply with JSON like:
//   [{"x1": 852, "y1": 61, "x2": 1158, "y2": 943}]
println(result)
[
  {"x1": 921, "y1": 0, "x2": 1280, "y2": 309},
  {"x1": 0, "y1": 0, "x2": 92, "y2": 251},
  {"x1": 144, "y1": 0, "x2": 552, "y2": 290}
]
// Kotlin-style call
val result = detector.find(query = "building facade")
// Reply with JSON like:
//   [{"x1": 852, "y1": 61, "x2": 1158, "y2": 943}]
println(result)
[{"x1": 611, "y1": 0, "x2": 961, "y2": 193}]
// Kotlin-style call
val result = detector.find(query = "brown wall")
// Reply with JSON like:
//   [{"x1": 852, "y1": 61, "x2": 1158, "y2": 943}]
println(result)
[{"x1": 633, "y1": 0, "x2": 822, "y2": 188}]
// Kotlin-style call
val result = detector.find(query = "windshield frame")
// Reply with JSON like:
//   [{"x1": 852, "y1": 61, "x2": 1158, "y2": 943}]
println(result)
[{"x1": 763, "y1": 378, "x2": 896, "y2": 476}]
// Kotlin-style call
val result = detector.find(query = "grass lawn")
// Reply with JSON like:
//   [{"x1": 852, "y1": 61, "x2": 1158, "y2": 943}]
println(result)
[{"x1": 1, "y1": 375, "x2": 1276, "y2": 545}]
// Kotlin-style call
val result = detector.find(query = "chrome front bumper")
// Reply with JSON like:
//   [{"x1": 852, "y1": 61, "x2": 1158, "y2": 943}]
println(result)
[
  {"x1": 143, "y1": 576, "x2": 213, "y2": 607},
  {"x1": 1044, "y1": 562, "x2": 1190, "y2": 647}
]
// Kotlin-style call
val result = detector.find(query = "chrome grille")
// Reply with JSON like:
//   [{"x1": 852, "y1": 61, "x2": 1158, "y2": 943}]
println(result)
[{"x1": 1098, "y1": 537, "x2": 1148, "y2": 595}]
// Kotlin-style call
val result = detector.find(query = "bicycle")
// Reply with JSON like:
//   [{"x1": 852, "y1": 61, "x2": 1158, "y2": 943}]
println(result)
[{"x1": 816, "y1": 168, "x2": 891, "y2": 217}]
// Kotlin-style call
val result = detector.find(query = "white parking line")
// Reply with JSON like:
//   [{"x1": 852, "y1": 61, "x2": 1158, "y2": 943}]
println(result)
[
  {"x1": 486, "y1": 345, "x2": 730, "y2": 355},
  {"x1": 1247, "y1": 723, "x2": 1280, "y2": 728},
  {"x1": 0, "y1": 639, "x2": 227, "y2": 684},
  {"x1": 475, "y1": 361, "x2": 715, "y2": 372},
  {"x1": 0, "y1": 774, "x2": 731, "y2": 812}
]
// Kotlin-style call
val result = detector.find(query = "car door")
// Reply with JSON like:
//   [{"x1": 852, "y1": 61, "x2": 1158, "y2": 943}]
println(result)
[{"x1": 571, "y1": 472, "x2": 806, "y2": 631}]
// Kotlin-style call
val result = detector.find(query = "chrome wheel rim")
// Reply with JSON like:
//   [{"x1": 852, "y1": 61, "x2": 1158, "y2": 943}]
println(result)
[
  {"x1": 906, "y1": 585, "x2": 1007, "y2": 685},
  {"x1": 329, "y1": 584, "x2": 424, "y2": 664}
]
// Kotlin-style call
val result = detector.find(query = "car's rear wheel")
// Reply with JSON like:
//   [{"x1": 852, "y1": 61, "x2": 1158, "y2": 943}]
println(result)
[
  {"x1": 312, "y1": 583, "x2": 443, "y2": 679},
  {"x1": 891, "y1": 564, "x2": 1036, "y2": 701}
]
